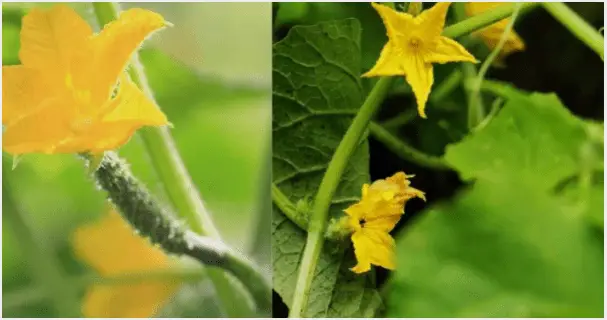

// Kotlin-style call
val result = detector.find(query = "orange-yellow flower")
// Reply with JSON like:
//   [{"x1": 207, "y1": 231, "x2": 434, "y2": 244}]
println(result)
[
  {"x1": 465, "y1": 2, "x2": 525, "y2": 65},
  {"x1": 2, "y1": 5, "x2": 169, "y2": 155},
  {"x1": 363, "y1": 2, "x2": 477, "y2": 118},
  {"x1": 344, "y1": 172, "x2": 425, "y2": 274},
  {"x1": 72, "y1": 209, "x2": 181, "y2": 317}
]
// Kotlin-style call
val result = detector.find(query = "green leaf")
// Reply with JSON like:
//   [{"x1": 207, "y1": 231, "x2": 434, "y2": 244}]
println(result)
[
  {"x1": 272, "y1": 19, "x2": 382, "y2": 317},
  {"x1": 388, "y1": 180, "x2": 604, "y2": 317},
  {"x1": 445, "y1": 90, "x2": 596, "y2": 191}
]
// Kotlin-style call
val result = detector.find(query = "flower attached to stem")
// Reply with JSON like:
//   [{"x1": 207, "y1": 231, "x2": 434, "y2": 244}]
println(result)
[
  {"x1": 2, "y1": 5, "x2": 170, "y2": 155},
  {"x1": 465, "y1": 2, "x2": 525, "y2": 66},
  {"x1": 72, "y1": 209, "x2": 181, "y2": 317},
  {"x1": 344, "y1": 172, "x2": 425, "y2": 274},
  {"x1": 363, "y1": 2, "x2": 478, "y2": 118}
]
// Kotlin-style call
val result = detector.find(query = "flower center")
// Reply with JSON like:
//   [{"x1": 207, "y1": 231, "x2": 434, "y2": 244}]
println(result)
[
  {"x1": 408, "y1": 37, "x2": 423, "y2": 51},
  {"x1": 359, "y1": 218, "x2": 367, "y2": 228}
]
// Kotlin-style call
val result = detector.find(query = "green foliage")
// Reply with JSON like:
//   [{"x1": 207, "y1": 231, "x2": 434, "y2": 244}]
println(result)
[
  {"x1": 445, "y1": 90, "x2": 598, "y2": 191},
  {"x1": 271, "y1": 19, "x2": 382, "y2": 317},
  {"x1": 389, "y1": 87, "x2": 604, "y2": 317},
  {"x1": 389, "y1": 180, "x2": 603, "y2": 317}
]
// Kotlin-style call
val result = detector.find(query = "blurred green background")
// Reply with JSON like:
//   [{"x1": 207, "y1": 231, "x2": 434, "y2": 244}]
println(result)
[{"x1": 2, "y1": 2, "x2": 271, "y2": 317}]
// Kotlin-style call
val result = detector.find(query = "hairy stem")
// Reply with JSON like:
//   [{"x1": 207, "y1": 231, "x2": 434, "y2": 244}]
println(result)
[
  {"x1": 89, "y1": 152, "x2": 272, "y2": 313},
  {"x1": 92, "y1": 2, "x2": 260, "y2": 316}
]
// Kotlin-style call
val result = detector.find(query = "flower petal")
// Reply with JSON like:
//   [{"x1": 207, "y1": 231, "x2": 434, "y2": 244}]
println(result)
[
  {"x1": 91, "y1": 8, "x2": 167, "y2": 102},
  {"x1": 362, "y1": 42, "x2": 404, "y2": 77},
  {"x1": 403, "y1": 54, "x2": 434, "y2": 118},
  {"x1": 100, "y1": 75, "x2": 168, "y2": 126},
  {"x1": 365, "y1": 213, "x2": 401, "y2": 232},
  {"x1": 82, "y1": 281, "x2": 179, "y2": 318},
  {"x1": 370, "y1": 3, "x2": 414, "y2": 39},
  {"x1": 19, "y1": 5, "x2": 92, "y2": 75},
  {"x1": 351, "y1": 229, "x2": 396, "y2": 273},
  {"x1": 425, "y1": 36, "x2": 478, "y2": 64},
  {"x1": 2, "y1": 65, "x2": 57, "y2": 126},
  {"x1": 73, "y1": 210, "x2": 180, "y2": 317},
  {"x1": 415, "y1": 2, "x2": 451, "y2": 40},
  {"x1": 2, "y1": 96, "x2": 73, "y2": 155}
]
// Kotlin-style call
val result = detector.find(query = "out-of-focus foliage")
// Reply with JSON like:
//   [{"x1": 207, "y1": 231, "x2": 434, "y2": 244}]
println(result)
[
  {"x1": 389, "y1": 88, "x2": 604, "y2": 317},
  {"x1": 3, "y1": 2, "x2": 270, "y2": 317}
]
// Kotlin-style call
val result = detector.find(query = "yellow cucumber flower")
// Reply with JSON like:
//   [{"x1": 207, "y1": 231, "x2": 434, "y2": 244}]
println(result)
[
  {"x1": 2, "y1": 5, "x2": 169, "y2": 155},
  {"x1": 344, "y1": 172, "x2": 425, "y2": 274},
  {"x1": 465, "y1": 2, "x2": 525, "y2": 65},
  {"x1": 363, "y1": 2, "x2": 478, "y2": 118},
  {"x1": 72, "y1": 210, "x2": 181, "y2": 317}
]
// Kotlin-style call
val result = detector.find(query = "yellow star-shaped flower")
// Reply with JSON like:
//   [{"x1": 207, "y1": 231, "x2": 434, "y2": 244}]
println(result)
[
  {"x1": 72, "y1": 209, "x2": 181, "y2": 317},
  {"x1": 2, "y1": 5, "x2": 169, "y2": 155},
  {"x1": 363, "y1": 2, "x2": 478, "y2": 118},
  {"x1": 344, "y1": 172, "x2": 425, "y2": 274},
  {"x1": 466, "y1": 2, "x2": 525, "y2": 66}
]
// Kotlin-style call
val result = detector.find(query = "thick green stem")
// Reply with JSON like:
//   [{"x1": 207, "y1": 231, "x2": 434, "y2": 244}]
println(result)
[
  {"x1": 92, "y1": 3, "x2": 262, "y2": 316},
  {"x1": 289, "y1": 3, "x2": 541, "y2": 317},
  {"x1": 90, "y1": 152, "x2": 272, "y2": 313},
  {"x1": 92, "y1": 1, "x2": 218, "y2": 241},
  {"x1": 543, "y1": 2, "x2": 604, "y2": 60},
  {"x1": 369, "y1": 122, "x2": 451, "y2": 170},
  {"x1": 289, "y1": 77, "x2": 394, "y2": 317},
  {"x1": 3, "y1": 183, "x2": 80, "y2": 317}
]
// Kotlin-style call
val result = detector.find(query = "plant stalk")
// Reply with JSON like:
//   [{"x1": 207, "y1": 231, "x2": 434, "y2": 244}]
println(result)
[
  {"x1": 543, "y1": 2, "x2": 604, "y2": 60},
  {"x1": 289, "y1": 2, "x2": 541, "y2": 317}
]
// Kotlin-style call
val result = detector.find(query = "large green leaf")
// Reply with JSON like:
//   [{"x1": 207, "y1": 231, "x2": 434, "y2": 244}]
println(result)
[
  {"x1": 445, "y1": 90, "x2": 596, "y2": 191},
  {"x1": 388, "y1": 179, "x2": 604, "y2": 317},
  {"x1": 272, "y1": 19, "x2": 382, "y2": 317}
]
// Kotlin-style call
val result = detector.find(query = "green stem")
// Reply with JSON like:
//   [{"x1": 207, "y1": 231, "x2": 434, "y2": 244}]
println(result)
[
  {"x1": 92, "y1": 3, "x2": 260, "y2": 316},
  {"x1": 90, "y1": 152, "x2": 272, "y2": 314},
  {"x1": 443, "y1": 2, "x2": 539, "y2": 39},
  {"x1": 3, "y1": 182, "x2": 80, "y2": 317},
  {"x1": 380, "y1": 109, "x2": 417, "y2": 129},
  {"x1": 430, "y1": 69, "x2": 463, "y2": 103},
  {"x1": 272, "y1": 183, "x2": 308, "y2": 230},
  {"x1": 470, "y1": 3, "x2": 522, "y2": 128},
  {"x1": 289, "y1": 2, "x2": 542, "y2": 317},
  {"x1": 248, "y1": 140, "x2": 272, "y2": 267},
  {"x1": 369, "y1": 122, "x2": 451, "y2": 170},
  {"x1": 92, "y1": 1, "x2": 218, "y2": 240},
  {"x1": 453, "y1": 3, "x2": 485, "y2": 130},
  {"x1": 543, "y1": 2, "x2": 604, "y2": 60},
  {"x1": 289, "y1": 77, "x2": 394, "y2": 317},
  {"x1": 272, "y1": 184, "x2": 353, "y2": 240}
]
